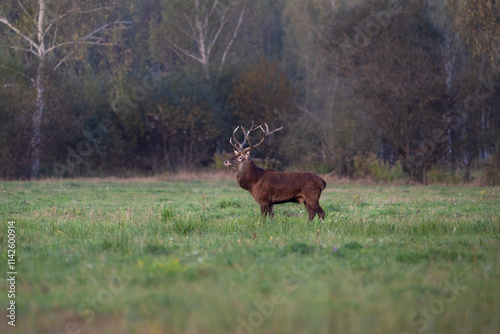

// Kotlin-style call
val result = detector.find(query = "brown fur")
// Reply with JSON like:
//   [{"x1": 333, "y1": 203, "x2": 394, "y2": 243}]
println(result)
[{"x1": 225, "y1": 151, "x2": 326, "y2": 221}]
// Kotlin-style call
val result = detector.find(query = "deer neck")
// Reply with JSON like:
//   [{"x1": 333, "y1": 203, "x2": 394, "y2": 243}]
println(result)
[{"x1": 236, "y1": 160, "x2": 264, "y2": 192}]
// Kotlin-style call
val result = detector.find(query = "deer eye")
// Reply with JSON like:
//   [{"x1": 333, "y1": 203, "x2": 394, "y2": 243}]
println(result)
[{"x1": 237, "y1": 156, "x2": 244, "y2": 161}]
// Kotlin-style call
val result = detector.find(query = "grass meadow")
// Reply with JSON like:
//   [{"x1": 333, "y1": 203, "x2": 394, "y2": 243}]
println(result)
[{"x1": 0, "y1": 176, "x2": 499, "y2": 334}]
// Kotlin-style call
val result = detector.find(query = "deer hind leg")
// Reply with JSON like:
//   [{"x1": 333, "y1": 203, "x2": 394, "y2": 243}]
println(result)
[
  {"x1": 304, "y1": 202, "x2": 317, "y2": 221},
  {"x1": 268, "y1": 204, "x2": 274, "y2": 218},
  {"x1": 316, "y1": 204, "x2": 325, "y2": 220},
  {"x1": 305, "y1": 203, "x2": 325, "y2": 221}
]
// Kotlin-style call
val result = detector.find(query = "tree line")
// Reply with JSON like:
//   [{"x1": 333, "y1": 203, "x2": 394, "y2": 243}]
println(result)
[{"x1": 0, "y1": 0, "x2": 498, "y2": 183}]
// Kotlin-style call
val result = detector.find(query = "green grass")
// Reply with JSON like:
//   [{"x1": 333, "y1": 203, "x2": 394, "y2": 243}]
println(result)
[{"x1": 0, "y1": 178, "x2": 499, "y2": 334}]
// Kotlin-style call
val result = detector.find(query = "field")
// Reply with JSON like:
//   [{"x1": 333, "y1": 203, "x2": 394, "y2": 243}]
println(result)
[{"x1": 0, "y1": 177, "x2": 499, "y2": 334}]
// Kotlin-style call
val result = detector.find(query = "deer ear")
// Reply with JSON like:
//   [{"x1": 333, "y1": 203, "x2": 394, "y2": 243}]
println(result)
[
  {"x1": 244, "y1": 151, "x2": 251, "y2": 159},
  {"x1": 234, "y1": 150, "x2": 239, "y2": 155}
]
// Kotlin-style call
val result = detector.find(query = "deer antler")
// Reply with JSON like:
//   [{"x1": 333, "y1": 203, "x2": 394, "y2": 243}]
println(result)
[
  {"x1": 229, "y1": 126, "x2": 245, "y2": 151},
  {"x1": 230, "y1": 120, "x2": 253, "y2": 151},
  {"x1": 229, "y1": 122, "x2": 283, "y2": 153}
]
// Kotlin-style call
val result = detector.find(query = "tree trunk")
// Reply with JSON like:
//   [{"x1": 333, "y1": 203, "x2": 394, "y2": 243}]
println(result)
[
  {"x1": 30, "y1": 59, "x2": 45, "y2": 179},
  {"x1": 30, "y1": 0, "x2": 46, "y2": 179}
]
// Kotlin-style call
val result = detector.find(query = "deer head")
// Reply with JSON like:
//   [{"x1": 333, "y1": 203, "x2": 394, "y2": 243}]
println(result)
[{"x1": 224, "y1": 122, "x2": 283, "y2": 170}]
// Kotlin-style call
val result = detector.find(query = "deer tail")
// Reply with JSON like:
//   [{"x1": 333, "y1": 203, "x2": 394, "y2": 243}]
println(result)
[{"x1": 321, "y1": 178, "x2": 326, "y2": 191}]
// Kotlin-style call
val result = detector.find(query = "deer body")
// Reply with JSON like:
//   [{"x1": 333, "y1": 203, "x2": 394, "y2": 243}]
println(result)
[{"x1": 224, "y1": 123, "x2": 326, "y2": 221}]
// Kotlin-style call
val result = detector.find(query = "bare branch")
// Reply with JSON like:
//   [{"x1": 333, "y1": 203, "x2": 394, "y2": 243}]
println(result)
[
  {"x1": 181, "y1": 11, "x2": 199, "y2": 41},
  {"x1": 0, "y1": 15, "x2": 40, "y2": 55},
  {"x1": 202, "y1": 0, "x2": 219, "y2": 33},
  {"x1": 5, "y1": 43, "x2": 38, "y2": 56},
  {"x1": 207, "y1": 0, "x2": 219, "y2": 22},
  {"x1": 206, "y1": 9, "x2": 230, "y2": 59},
  {"x1": 217, "y1": 0, "x2": 246, "y2": 80},
  {"x1": 52, "y1": 47, "x2": 78, "y2": 71},
  {"x1": 45, "y1": 19, "x2": 133, "y2": 54},
  {"x1": 14, "y1": 0, "x2": 37, "y2": 27},
  {"x1": 169, "y1": 42, "x2": 204, "y2": 63},
  {"x1": 44, "y1": 5, "x2": 114, "y2": 37}
]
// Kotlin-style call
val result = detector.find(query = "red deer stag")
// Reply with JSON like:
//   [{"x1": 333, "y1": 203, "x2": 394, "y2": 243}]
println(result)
[{"x1": 224, "y1": 122, "x2": 326, "y2": 221}]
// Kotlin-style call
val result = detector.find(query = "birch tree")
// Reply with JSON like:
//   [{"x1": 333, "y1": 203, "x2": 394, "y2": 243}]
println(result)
[
  {"x1": 0, "y1": 0, "x2": 132, "y2": 179},
  {"x1": 161, "y1": 0, "x2": 247, "y2": 82}
]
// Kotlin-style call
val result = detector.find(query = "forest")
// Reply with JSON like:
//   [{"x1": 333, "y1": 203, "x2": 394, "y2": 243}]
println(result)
[{"x1": 0, "y1": 0, "x2": 498, "y2": 183}]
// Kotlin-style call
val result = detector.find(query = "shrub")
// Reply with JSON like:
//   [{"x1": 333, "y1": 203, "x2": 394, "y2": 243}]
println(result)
[
  {"x1": 352, "y1": 153, "x2": 404, "y2": 182},
  {"x1": 482, "y1": 150, "x2": 500, "y2": 186},
  {"x1": 427, "y1": 169, "x2": 461, "y2": 185}
]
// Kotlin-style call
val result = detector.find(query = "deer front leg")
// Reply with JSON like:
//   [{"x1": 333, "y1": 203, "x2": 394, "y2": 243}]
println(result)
[{"x1": 260, "y1": 204, "x2": 274, "y2": 218}]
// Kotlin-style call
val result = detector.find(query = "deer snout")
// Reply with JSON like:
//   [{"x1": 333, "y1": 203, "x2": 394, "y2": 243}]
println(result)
[{"x1": 224, "y1": 159, "x2": 231, "y2": 167}]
